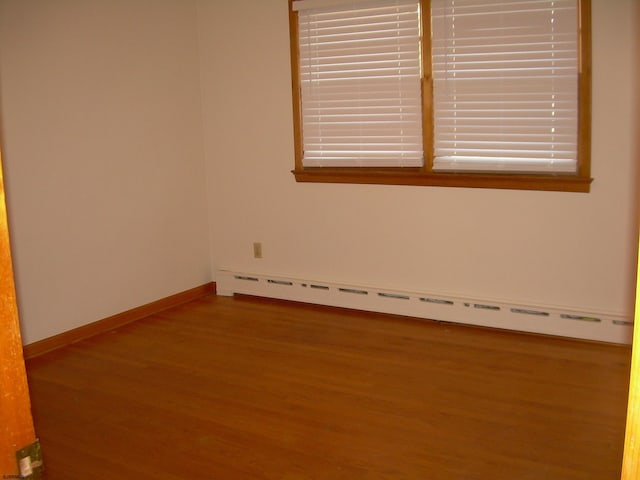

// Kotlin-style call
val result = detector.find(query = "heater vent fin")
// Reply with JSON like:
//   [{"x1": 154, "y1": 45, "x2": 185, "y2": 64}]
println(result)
[
  {"x1": 378, "y1": 292, "x2": 410, "y2": 300},
  {"x1": 511, "y1": 308, "x2": 550, "y2": 317},
  {"x1": 235, "y1": 275, "x2": 259, "y2": 282},
  {"x1": 474, "y1": 303, "x2": 500, "y2": 311},
  {"x1": 561, "y1": 314, "x2": 601, "y2": 322},
  {"x1": 420, "y1": 297, "x2": 454, "y2": 305},
  {"x1": 339, "y1": 288, "x2": 368, "y2": 295},
  {"x1": 613, "y1": 320, "x2": 633, "y2": 326}
]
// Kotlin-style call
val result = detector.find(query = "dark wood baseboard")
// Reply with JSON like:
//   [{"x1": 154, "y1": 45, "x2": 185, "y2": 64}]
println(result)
[{"x1": 23, "y1": 282, "x2": 216, "y2": 359}]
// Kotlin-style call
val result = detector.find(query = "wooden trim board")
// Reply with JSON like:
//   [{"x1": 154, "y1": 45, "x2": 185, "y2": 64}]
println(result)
[
  {"x1": 0, "y1": 136, "x2": 36, "y2": 474},
  {"x1": 621, "y1": 235, "x2": 640, "y2": 478},
  {"x1": 23, "y1": 282, "x2": 215, "y2": 359}
]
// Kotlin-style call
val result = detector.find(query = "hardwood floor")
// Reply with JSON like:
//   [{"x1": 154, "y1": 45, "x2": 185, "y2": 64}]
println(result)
[{"x1": 25, "y1": 294, "x2": 631, "y2": 479}]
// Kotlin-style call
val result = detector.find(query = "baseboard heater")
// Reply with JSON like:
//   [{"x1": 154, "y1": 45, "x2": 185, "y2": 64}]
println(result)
[{"x1": 216, "y1": 269, "x2": 633, "y2": 344}]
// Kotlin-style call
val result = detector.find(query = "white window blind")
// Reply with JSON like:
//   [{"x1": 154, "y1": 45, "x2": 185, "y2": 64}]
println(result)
[
  {"x1": 295, "y1": 0, "x2": 423, "y2": 167},
  {"x1": 431, "y1": 0, "x2": 579, "y2": 173}
]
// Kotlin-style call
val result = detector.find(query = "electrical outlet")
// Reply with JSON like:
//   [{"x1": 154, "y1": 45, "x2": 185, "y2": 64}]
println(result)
[
  {"x1": 253, "y1": 242, "x2": 262, "y2": 259},
  {"x1": 16, "y1": 439, "x2": 43, "y2": 479}
]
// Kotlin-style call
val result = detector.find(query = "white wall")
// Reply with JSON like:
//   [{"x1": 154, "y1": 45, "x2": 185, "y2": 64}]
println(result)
[
  {"x1": 0, "y1": 0, "x2": 636, "y2": 345},
  {"x1": 198, "y1": 1, "x2": 639, "y2": 320},
  {"x1": 0, "y1": 0, "x2": 212, "y2": 344}
]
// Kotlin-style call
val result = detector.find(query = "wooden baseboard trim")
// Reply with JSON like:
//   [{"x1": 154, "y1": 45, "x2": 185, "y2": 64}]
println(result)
[{"x1": 23, "y1": 282, "x2": 216, "y2": 360}]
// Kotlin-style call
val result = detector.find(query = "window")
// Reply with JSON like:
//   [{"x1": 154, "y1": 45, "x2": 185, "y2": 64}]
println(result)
[{"x1": 289, "y1": 0, "x2": 592, "y2": 192}]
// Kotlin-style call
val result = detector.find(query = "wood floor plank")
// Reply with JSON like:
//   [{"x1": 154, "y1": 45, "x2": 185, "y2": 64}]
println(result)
[{"x1": 26, "y1": 294, "x2": 631, "y2": 479}]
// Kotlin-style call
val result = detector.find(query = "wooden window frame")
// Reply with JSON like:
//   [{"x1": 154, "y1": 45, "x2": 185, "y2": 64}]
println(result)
[{"x1": 288, "y1": 0, "x2": 592, "y2": 193}]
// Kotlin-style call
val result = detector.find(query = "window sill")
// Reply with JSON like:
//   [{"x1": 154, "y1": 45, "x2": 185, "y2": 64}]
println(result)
[{"x1": 292, "y1": 169, "x2": 593, "y2": 193}]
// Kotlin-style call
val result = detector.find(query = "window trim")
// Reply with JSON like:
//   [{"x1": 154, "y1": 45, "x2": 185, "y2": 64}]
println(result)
[{"x1": 288, "y1": 0, "x2": 592, "y2": 193}]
